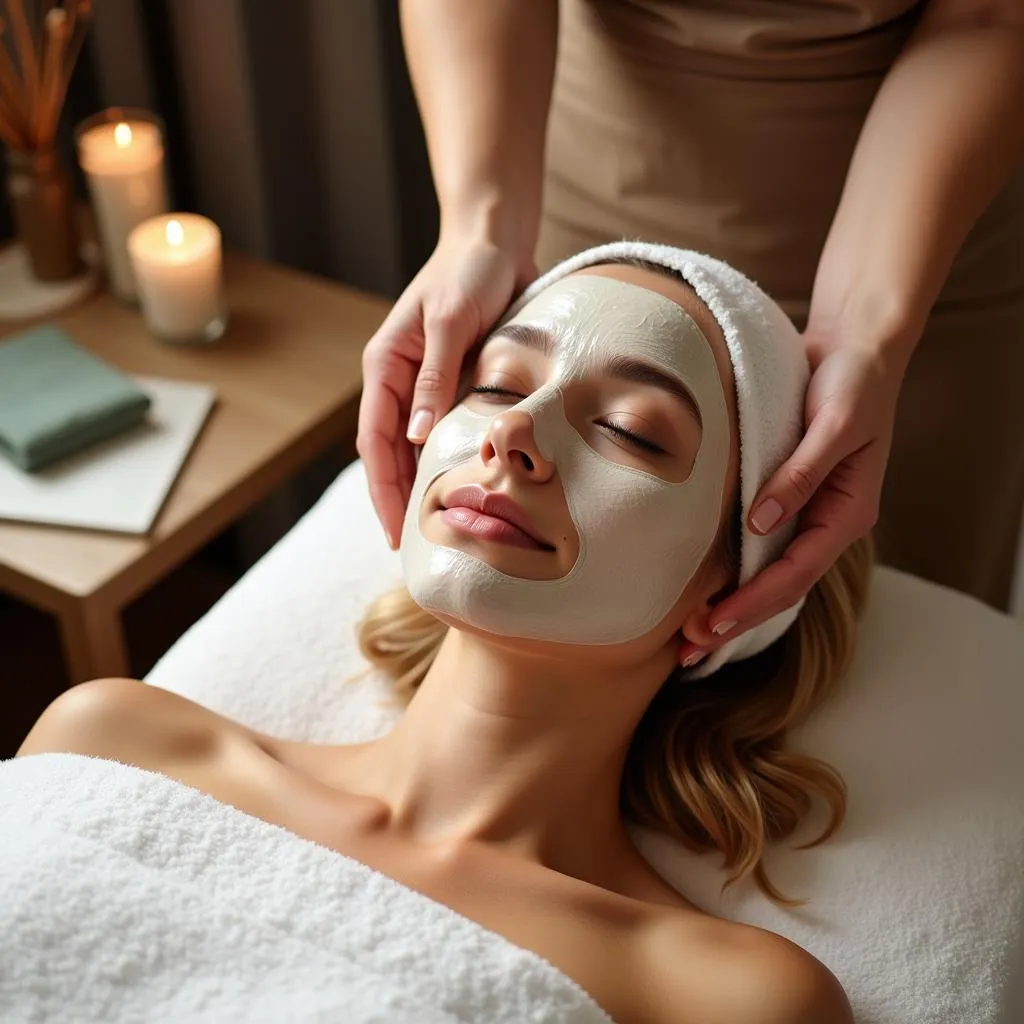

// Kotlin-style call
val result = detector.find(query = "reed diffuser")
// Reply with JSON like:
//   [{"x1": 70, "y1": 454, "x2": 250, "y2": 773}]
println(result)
[{"x1": 1, "y1": 0, "x2": 93, "y2": 281}]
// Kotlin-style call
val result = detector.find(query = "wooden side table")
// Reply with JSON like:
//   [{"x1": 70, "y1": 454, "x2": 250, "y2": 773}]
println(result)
[{"x1": 0, "y1": 252, "x2": 389, "y2": 684}]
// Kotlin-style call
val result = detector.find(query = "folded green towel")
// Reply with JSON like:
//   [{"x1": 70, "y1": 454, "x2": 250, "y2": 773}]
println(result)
[{"x1": 0, "y1": 326, "x2": 152, "y2": 472}]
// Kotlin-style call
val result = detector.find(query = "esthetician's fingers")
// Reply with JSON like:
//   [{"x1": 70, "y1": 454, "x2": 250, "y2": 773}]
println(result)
[
  {"x1": 704, "y1": 479, "x2": 880, "y2": 655},
  {"x1": 676, "y1": 637, "x2": 710, "y2": 669},
  {"x1": 698, "y1": 345, "x2": 902, "y2": 644},
  {"x1": 700, "y1": 426, "x2": 889, "y2": 644},
  {"x1": 358, "y1": 308, "x2": 422, "y2": 548},
  {"x1": 359, "y1": 240, "x2": 529, "y2": 547},
  {"x1": 749, "y1": 342, "x2": 901, "y2": 539},
  {"x1": 681, "y1": 445, "x2": 886, "y2": 660}
]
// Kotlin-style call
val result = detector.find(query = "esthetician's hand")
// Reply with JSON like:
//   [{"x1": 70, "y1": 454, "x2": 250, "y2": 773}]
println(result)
[
  {"x1": 681, "y1": 335, "x2": 909, "y2": 660},
  {"x1": 358, "y1": 238, "x2": 538, "y2": 549}
]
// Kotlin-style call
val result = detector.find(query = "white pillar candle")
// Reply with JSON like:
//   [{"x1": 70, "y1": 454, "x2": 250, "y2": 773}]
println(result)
[
  {"x1": 76, "y1": 111, "x2": 169, "y2": 301},
  {"x1": 127, "y1": 214, "x2": 226, "y2": 344}
]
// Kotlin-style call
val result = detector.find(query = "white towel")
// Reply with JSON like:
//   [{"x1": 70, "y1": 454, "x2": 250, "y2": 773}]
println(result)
[
  {"x1": 505, "y1": 242, "x2": 810, "y2": 675},
  {"x1": 0, "y1": 753, "x2": 612, "y2": 1024}
]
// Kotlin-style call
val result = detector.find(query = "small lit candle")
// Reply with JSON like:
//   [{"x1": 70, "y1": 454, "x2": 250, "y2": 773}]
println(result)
[
  {"x1": 127, "y1": 214, "x2": 226, "y2": 344},
  {"x1": 75, "y1": 109, "x2": 169, "y2": 301}
]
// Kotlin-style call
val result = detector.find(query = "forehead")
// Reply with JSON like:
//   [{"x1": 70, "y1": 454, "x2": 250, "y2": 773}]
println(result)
[
  {"x1": 576, "y1": 263, "x2": 724, "y2": 346},
  {"x1": 500, "y1": 273, "x2": 717, "y2": 382}
]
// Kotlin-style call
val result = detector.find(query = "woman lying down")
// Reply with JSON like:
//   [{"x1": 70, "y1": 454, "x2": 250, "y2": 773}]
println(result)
[{"x1": 15, "y1": 244, "x2": 870, "y2": 1023}]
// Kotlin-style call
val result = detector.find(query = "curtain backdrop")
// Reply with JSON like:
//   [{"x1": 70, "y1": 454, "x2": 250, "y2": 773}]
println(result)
[{"x1": 89, "y1": 0, "x2": 437, "y2": 298}]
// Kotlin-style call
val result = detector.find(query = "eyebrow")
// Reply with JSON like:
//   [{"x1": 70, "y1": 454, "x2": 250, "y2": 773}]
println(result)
[
  {"x1": 496, "y1": 323, "x2": 554, "y2": 356},
  {"x1": 493, "y1": 322, "x2": 703, "y2": 428}
]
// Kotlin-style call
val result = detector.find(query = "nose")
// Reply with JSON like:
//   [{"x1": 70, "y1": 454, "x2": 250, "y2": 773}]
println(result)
[{"x1": 480, "y1": 409, "x2": 556, "y2": 483}]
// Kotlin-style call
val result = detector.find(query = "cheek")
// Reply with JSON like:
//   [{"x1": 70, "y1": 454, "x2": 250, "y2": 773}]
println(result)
[
  {"x1": 414, "y1": 407, "x2": 490, "y2": 485},
  {"x1": 402, "y1": 408, "x2": 491, "y2": 546}
]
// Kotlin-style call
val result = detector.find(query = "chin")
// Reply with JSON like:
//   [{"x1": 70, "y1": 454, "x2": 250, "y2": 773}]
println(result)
[
  {"x1": 402, "y1": 574, "x2": 518, "y2": 640},
  {"x1": 419, "y1": 609, "x2": 593, "y2": 662}
]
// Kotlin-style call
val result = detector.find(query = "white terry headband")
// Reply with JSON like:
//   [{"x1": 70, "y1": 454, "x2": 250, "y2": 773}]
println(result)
[{"x1": 505, "y1": 242, "x2": 810, "y2": 676}]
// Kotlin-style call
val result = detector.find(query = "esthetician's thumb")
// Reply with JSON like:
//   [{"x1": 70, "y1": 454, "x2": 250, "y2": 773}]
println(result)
[
  {"x1": 406, "y1": 241, "x2": 529, "y2": 445},
  {"x1": 406, "y1": 309, "x2": 475, "y2": 446}
]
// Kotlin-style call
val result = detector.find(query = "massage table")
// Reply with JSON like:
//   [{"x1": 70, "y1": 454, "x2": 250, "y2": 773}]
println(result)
[{"x1": 2, "y1": 461, "x2": 1021, "y2": 1023}]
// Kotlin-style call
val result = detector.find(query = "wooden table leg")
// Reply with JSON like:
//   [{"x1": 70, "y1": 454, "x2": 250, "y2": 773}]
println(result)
[{"x1": 57, "y1": 597, "x2": 130, "y2": 684}]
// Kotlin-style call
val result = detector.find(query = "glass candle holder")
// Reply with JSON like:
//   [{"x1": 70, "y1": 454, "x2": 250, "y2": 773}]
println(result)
[
  {"x1": 127, "y1": 214, "x2": 227, "y2": 345},
  {"x1": 75, "y1": 108, "x2": 169, "y2": 301}
]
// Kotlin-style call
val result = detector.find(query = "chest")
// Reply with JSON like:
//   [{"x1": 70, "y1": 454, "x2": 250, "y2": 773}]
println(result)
[{"x1": 178, "y1": 733, "x2": 661, "y2": 1024}]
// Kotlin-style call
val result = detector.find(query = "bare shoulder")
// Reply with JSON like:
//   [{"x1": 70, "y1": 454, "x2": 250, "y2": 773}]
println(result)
[
  {"x1": 716, "y1": 925, "x2": 853, "y2": 1024},
  {"x1": 16, "y1": 677, "x2": 241, "y2": 769},
  {"x1": 639, "y1": 910, "x2": 853, "y2": 1024}
]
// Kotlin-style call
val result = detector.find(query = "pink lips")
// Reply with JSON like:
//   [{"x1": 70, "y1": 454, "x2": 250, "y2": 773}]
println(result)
[{"x1": 440, "y1": 484, "x2": 553, "y2": 552}]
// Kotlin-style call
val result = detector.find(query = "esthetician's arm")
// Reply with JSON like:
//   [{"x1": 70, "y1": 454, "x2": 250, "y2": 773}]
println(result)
[
  {"x1": 358, "y1": 0, "x2": 557, "y2": 548},
  {"x1": 689, "y1": 0, "x2": 1024, "y2": 652}
]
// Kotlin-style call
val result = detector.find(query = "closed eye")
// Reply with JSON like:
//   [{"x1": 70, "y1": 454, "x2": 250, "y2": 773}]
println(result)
[
  {"x1": 600, "y1": 421, "x2": 666, "y2": 455},
  {"x1": 467, "y1": 385, "x2": 666, "y2": 456},
  {"x1": 468, "y1": 384, "x2": 526, "y2": 401}
]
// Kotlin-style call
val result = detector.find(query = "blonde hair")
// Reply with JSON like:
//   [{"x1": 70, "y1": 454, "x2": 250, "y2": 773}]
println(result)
[{"x1": 357, "y1": 530, "x2": 874, "y2": 906}]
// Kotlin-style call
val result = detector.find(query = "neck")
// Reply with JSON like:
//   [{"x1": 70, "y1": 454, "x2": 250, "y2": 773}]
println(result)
[{"x1": 341, "y1": 627, "x2": 672, "y2": 882}]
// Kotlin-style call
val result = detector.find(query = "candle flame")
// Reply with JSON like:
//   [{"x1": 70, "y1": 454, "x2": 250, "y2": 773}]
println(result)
[
  {"x1": 166, "y1": 219, "x2": 185, "y2": 246},
  {"x1": 114, "y1": 122, "x2": 133, "y2": 148}
]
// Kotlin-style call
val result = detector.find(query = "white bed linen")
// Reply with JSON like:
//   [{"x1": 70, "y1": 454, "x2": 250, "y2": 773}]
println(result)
[{"x1": 131, "y1": 461, "x2": 1024, "y2": 1024}]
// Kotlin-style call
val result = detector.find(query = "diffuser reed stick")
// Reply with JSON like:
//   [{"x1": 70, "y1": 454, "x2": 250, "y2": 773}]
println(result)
[{"x1": 0, "y1": 0, "x2": 92, "y2": 152}]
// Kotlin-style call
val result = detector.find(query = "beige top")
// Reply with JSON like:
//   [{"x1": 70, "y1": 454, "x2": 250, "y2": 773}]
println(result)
[
  {"x1": 598, "y1": 0, "x2": 922, "y2": 74},
  {"x1": 541, "y1": 0, "x2": 1024, "y2": 322}
]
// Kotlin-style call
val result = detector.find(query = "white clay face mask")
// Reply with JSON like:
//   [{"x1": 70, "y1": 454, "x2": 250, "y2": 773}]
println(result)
[{"x1": 399, "y1": 275, "x2": 731, "y2": 646}]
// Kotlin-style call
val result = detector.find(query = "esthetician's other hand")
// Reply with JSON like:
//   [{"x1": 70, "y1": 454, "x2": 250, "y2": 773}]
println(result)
[
  {"x1": 358, "y1": 237, "x2": 538, "y2": 549},
  {"x1": 682, "y1": 333, "x2": 909, "y2": 659}
]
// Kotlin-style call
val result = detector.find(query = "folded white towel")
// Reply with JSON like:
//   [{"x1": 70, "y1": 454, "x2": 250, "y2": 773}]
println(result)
[{"x1": 0, "y1": 753, "x2": 612, "y2": 1024}]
